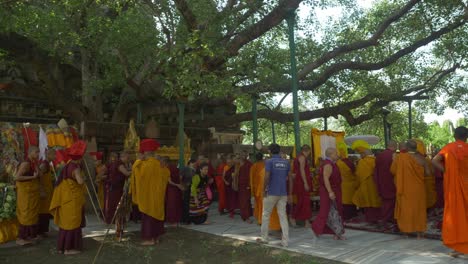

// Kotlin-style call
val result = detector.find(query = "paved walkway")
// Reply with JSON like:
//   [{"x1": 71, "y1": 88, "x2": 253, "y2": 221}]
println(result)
[
  {"x1": 2, "y1": 208, "x2": 467, "y2": 264},
  {"x1": 184, "y1": 207, "x2": 468, "y2": 264}
]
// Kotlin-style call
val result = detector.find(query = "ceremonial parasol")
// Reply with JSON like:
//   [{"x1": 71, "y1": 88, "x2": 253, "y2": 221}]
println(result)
[{"x1": 345, "y1": 135, "x2": 380, "y2": 146}]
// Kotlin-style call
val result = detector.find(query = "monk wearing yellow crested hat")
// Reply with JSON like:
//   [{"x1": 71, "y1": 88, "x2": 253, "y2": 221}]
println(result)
[
  {"x1": 336, "y1": 142, "x2": 358, "y2": 220},
  {"x1": 413, "y1": 139, "x2": 437, "y2": 209},
  {"x1": 132, "y1": 139, "x2": 169, "y2": 246},
  {"x1": 351, "y1": 140, "x2": 381, "y2": 223},
  {"x1": 49, "y1": 140, "x2": 87, "y2": 254}
]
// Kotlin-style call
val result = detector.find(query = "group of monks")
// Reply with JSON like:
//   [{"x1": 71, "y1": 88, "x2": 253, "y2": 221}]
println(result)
[
  {"x1": 14, "y1": 141, "x2": 88, "y2": 254},
  {"x1": 12, "y1": 126, "x2": 468, "y2": 257},
  {"x1": 311, "y1": 126, "x2": 468, "y2": 257}
]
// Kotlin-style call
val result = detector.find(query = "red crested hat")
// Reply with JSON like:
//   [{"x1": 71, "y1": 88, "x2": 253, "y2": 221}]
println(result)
[
  {"x1": 139, "y1": 139, "x2": 160, "y2": 153},
  {"x1": 89, "y1": 151, "x2": 103, "y2": 161},
  {"x1": 67, "y1": 140, "x2": 87, "y2": 160}
]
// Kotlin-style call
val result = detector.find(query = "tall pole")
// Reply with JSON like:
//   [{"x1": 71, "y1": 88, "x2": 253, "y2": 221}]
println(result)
[
  {"x1": 388, "y1": 123, "x2": 392, "y2": 141},
  {"x1": 271, "y1": 121, "x2": 276, "y2": 144},
  {"x1": 408, "y1": 100, "x2": 413, "y2": 139},
  {"x1": 177, "y1": 102, "x2": 185, "y2": 168},
  {"x1": 383, "y1": 114, "x2": 388, "y2": 147},
  {"x1": 323, "y1": 117, "x2": 328, "y2": 131},
  {"x1": 286, "y1": 10, "x2": 301, "y2": 153},
  {"x1": 252, "y1": 96, "x2": 258, "y2": 155},
  {"x1": 382, "y1": 109, "x2": 390, "y2": 147},
  {"x1": 136, "y1": 103, "x2": 142, "y2": 124}
]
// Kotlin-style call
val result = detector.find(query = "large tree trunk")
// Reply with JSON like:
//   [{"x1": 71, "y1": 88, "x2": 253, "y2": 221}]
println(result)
[{"x1": 81, "y1": 48, "x2": 104, "y2": 121}]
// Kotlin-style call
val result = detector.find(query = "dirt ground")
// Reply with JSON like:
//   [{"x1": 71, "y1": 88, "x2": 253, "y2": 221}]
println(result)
[{"x1": 0, "y1": 228, "x2": 344, "y2": 264}]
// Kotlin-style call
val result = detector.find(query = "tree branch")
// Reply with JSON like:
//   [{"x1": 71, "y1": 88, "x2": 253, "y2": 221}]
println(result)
[
  {"x1": 243, "y1": 14, "x2": 466, "y2": 94},
  {"x1": 298, "y1": 0, "x2": 421, "y2": 79},
  {"x1": 225, "y1": 0, "x2": 302, "y2": 57},
  {"x1": 174, "y1": 0, "x2": 198, "y2": 31},
  {"x1": 201, "y1": 65, "x2": 458, "y2": 127}
]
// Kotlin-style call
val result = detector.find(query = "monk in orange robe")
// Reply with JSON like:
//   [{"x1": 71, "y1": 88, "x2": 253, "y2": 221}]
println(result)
[
  {"x1": 292, "y1": 145, "x2": 313, "y2": 227},
  {"x1": 15, "y1": 146, "x2": 40, "y2": 245},
  {"x1": 336, "y1": 142, "x2": 358, "y2": 221},
  {"x1": 432, "y1": 126, "x2": 468, "y2": 256},
  {"x1": 351, "y1": 140, "x2": 381, "y2": 223},
  {"x1": 38, "y1": 149, "x2": 56, "y2": 237},
  {"x1": 91, "y1": 152, "x2": 107, "y2": 211},
  {"x1": 49, "y1": 140, "x2": 87, "y2": 255},
  {"x1": 250, "y1": 153, "x2": 280, "y2": 230},
  {"x1": 391, "y1": 140, "x2": 429, "y2": 239},
  {"x1": 133, "y1": 139, "x2": 169, "y2": 245}
]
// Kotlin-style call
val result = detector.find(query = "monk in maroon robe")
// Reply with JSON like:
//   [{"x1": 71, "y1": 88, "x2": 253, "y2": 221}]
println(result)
[
  {"x1": 164, "y1": 159, "x2": 183, "y2": 225},
  {"x1": 374, "y1": 140, "x2": 397, "y2": 226},
  {"x1": 238, "y1": 155, "x2": 253, "y2": 222},
  {"x1": 292, "y1": 145, "x2": 313, "y2": 227},
  {"x1": 223, "y1": 155, "x2": 239, "y2": 218},
  {"x1": 433, "y1": 156, "x2": 444, "y2": 209},
  {"x1": 312, "y1": 148, "x2": 345, "y2": 240},
  {"x1": 104, "y1": 152, "x2": 131, "y2": 224}
]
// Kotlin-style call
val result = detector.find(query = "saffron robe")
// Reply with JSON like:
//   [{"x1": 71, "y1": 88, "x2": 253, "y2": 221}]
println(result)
[
  {"x1": 424, "y1": 159, "x2": 437, "y2": 208},
  {"x1": 49, "y1": 163, "x2": 86, "y2": 252},
  {"x1": 374, "y1": 149, "x2": 396, "y2": 223},
  {"x1": 134, "y1": 157, "x2": 168, "y2": 241},
  {"x1": 391, "y1": 153, "x2": 426, "y2": 233},
  {"x1": 134, "y1": 157, "x2": 169, "y2": 221},
  {"x1": 16, "y1": 159, "x2": 40, "y2": 240},
  {"x1": 39, "y1": 160, "x2": 54, "y2": 233},
  {"x1": 292, "y1": 154, "x2": 312, "y2": 221},
  {"x1": 337, "y1": 158, "x2": 357, "y2": 220},
  {"x1": 439, "y1": 140, "x2": 468, "y2": 254},
  {"x1": 238, "y1": 161, "x2": 253, "y2": 220},
  {"x1": 352, "y1": 156, "x2": 381, "y2": 208},
  {"x1": 337, "y1": 158, "x2": 357, "y2": 205},
  {"x1": 312, "y1": 159, "x2": 343, "y2": 236},
  {"x1": 250, "y1": 161, "x2": 280, "y2": 230}
]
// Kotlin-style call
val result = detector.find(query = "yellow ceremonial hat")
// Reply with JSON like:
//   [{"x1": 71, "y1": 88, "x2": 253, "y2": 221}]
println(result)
[
  {"x1": 413, "y1": 139, "x2": 426, "y2": 156},
  {"x1": 351, "y1": 140, "x2": 370, "y2": 153},
  {"x1": 337, "y1": 142, "x2": 348, "y2": 157}
]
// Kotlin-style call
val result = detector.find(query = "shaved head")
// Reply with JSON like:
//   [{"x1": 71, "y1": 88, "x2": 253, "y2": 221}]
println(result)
[
  {"x1": 325, "y1": 147, "x2": 339, "y2": 162},
  {"x1": 406, "y1": 140, "x2": 417, "y2": 152},
  {"x1": 46, "y1": 148, "x2": 56, "y2": 161},
  {"x1": 399, "y1": 141, "x2": 407, "y2": 151},
  {"x1": 28, "y1": 146, "x2": 39, "y2": 154},
  {"x1": 387, "y1": 140, "x2": 397, "y2": 150}
]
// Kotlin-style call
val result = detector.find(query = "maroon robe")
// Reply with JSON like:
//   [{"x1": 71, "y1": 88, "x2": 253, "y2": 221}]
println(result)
[
  {"x1": 312, "y1": 159, "x2": 343, "y2": 235},
  {"x1": 224, "y1": 166, "x2": 239, "y2": 215},
  {"x1": 292, "y1": 154, "x2": 312, "y2": 221},
  {"x1": 104, "y1": 161, "x2": 126, "y2": 224},
  {"x1": 238, "y1": 160, "x2": 252, "y2": 221},
  {"x1": 141, "y1": 213, "x2": 165, "y2": 241},
  {"x1": 165, "y1": 165, "x2": 182, "y2": 223},
  {"x1": 434, "y1": 160, "x2": 444, "y2": 209},
  {"x1": 374, "y1": 149, "x2": 396, "y2": 223}
]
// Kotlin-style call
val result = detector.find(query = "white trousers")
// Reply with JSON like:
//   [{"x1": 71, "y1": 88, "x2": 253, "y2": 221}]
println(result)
[{"x1": 260, "y1": 195, "x2": 289, "y2": 244}]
